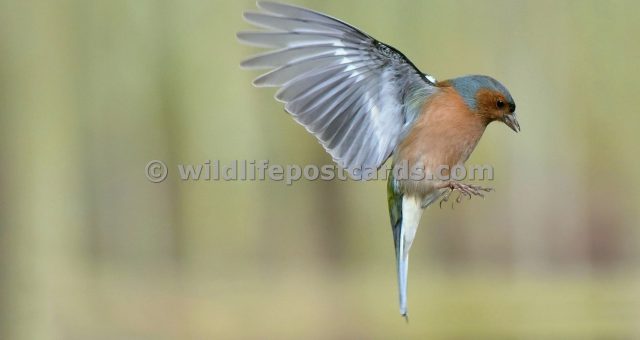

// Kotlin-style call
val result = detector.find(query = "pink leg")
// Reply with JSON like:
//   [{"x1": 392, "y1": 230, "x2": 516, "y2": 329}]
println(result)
[{"x1": 438, "y1": 182, "x2": 493, "y2": 208}]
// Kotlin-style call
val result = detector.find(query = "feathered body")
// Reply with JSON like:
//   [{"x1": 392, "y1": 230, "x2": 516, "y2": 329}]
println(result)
[
  {"x1": 239, "y1": 2, "x2": 519, "y2": 319},
  {"x1": 388, "y1": 81, "x2": 512, "y2": 316},
  {"x1": 395, "y1": 85, "x2": 487, "y2": 196}
]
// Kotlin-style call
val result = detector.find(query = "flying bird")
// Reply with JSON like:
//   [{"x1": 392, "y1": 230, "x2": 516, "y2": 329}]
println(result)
[{"x1": 238, "y1": 1, "x2": 519, "y2": 319}]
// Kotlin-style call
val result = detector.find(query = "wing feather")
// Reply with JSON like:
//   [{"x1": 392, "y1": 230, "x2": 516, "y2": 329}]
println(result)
[{"x1": 239, "y1": 1, "x2": 438, "y2": 174}]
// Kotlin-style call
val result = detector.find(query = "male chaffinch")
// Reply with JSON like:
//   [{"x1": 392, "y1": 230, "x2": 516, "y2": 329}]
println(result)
[{"x1": 238, "y1": 1, "x2": 519, "y2": 319}]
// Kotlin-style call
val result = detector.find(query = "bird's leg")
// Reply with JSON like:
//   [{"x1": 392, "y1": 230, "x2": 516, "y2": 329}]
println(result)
[{"x1": 437, "y1": 181, "x2": 493, "y2": 207}]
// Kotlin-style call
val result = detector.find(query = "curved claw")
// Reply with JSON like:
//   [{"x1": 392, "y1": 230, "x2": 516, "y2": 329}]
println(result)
[{"x1": 439, "y1": 189, "x2": 452, "y2": 209}]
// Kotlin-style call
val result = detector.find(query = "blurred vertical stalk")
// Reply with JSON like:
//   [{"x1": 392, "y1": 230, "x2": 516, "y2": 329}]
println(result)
[
  {"x1": 77, "y1": 0, "x2": 180, "y2": 268},
  {"x1": 0, "y1": 1, "x2": 85, "y2": 339}
]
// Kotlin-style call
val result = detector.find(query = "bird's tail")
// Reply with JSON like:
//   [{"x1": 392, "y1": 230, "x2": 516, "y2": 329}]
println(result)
[{"x1": 388, "y1": 174, "x2": 423, "y2": 320}]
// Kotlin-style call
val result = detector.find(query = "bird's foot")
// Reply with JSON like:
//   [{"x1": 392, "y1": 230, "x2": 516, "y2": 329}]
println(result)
[{"x1": 439, "y1": 182, "x2": 493, "y2": 208}]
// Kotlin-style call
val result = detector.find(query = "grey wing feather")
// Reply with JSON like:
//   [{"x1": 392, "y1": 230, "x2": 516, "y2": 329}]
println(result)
[{"x1": 239, "y1": 1, "x2": 437, "y2": 174}]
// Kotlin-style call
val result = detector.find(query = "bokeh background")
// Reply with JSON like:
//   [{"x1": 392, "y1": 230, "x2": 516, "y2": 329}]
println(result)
[{"x1": 1, "y1": 0, "x2": 639, "y2": 338}]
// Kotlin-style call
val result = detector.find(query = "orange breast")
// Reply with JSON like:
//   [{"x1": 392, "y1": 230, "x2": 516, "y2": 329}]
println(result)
[{"x1": 395, "y1": 86, "x2": 488, "y2": 193}]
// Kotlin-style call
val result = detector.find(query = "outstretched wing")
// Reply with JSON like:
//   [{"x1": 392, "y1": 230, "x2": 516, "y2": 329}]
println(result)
[{"x1": 239, "y1": 1, "x2": 437, "y2": 173}]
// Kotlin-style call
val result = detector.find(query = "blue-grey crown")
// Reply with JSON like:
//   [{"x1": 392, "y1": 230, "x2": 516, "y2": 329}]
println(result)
[{"x1": 449, "y1": 75, "x2": 514, "y2": 111}]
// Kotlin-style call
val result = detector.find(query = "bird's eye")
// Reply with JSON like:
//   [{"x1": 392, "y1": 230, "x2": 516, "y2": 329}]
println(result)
[{"x1": 496, "y1": 100, "x2": 505, "y2": 109}]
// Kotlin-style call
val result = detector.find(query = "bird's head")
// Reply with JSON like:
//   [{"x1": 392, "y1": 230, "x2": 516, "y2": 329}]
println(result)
[{"x1": 449, "y1": 75, "x2": 519, "y2": 132}]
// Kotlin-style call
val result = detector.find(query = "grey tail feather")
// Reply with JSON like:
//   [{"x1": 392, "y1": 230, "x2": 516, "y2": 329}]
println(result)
[
  {"x1": 395, "y1": 218, "x2": 409, "y2": 318},
  {"x1": 388, "y1": 174, "x2": 408, "y2": 318}
]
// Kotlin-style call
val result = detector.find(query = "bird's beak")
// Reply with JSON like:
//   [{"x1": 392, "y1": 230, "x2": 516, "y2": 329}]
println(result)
[{"x1": 503, "y1": 113, "x2": 520, "y2": 132}]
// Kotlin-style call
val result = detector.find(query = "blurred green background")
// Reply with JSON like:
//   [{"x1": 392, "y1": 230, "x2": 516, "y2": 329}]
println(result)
[{"x1": 1, "y1": 0, "x2": 639, "y2": 338}]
